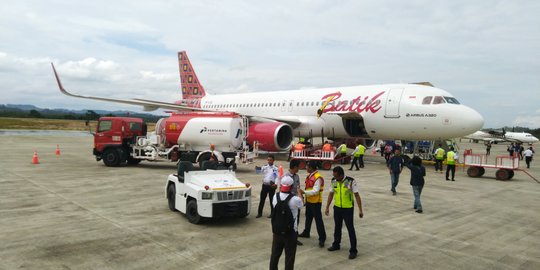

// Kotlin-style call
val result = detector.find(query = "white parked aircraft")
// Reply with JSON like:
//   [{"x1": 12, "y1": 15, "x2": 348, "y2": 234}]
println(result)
[
  {"x1": 52, "y1": 51, "x2": 484, "y2": 151},
  {"x1": 465, "y1": 130, "x2": 539, "y2": 144}
]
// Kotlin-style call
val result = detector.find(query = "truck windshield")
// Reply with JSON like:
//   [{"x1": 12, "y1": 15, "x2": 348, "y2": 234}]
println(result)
[
  {"x1": 129, "y1": 122, "x2": 142, "y2": 131},
  {"x1": 98, "y1": 120, "x2": 112, "y2": 132}
]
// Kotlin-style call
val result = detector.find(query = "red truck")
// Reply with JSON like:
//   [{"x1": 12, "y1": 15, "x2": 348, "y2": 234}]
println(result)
[{"x1": 93, "y1": 112, "x2": 250, "y2": 168}]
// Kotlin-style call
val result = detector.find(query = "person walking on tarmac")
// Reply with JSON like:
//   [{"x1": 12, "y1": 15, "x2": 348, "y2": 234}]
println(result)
[
  {"x1": 387, "y1": 148, "x2": 404, "y2": 195},
  {"x1": 524, "y1": 147, "x2": 534, "y2": 168},
  {"x1": 269, "y1": 175, "x2": 304, "y2": 270},
  {"x1": 349, "y1": 142, "x2": 365, "y2": 170},
  {"x1": 337, "y1": 142, "x2": 348, "y2": 164},
  {"x1": 384, "y1": 143, "x2": 393, "y2": 162},
  {"x1": 256, "y1": 155, "x2": 279, "y2": 218},
  {"x1": 405, "y1": 156, "x2": 426, "y2": 213},
  {"x1": 277, "y1": 159, "x2": 304, "y2": 246},
  {"x1": 298, "y1": 161, "x2": 326, "y2": 247},
  {"x1": 434, "y1": 144, "x2": 445, "y2": 173},
  {"x1": 446, "y1": 147, "x2": 458, "y2": 181},
  {"x1": 325, "y1": 166, "x2": 364, "y2": 260}
]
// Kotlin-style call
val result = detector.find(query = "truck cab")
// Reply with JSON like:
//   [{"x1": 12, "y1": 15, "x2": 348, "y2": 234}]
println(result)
[
  {"x1": 94, "y1": 117, "x2": 147, "y2": 166},
  {"x1": 166, "y1": 161, "x2": 251, "y2": 224}
]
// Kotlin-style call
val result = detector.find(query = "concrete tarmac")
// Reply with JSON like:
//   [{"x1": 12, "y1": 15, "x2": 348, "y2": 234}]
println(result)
[{"x1": 1, "y1": 135, "x2": 539, "y2": 269}]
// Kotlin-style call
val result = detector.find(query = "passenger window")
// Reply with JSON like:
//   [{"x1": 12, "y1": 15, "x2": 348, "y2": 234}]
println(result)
[
  {"x1": 311, "y1": 102, "x2": 314, "y2": 106},
  {"x1": 98, "y1": 120, "x2": 112, "y2": 132},
  {"x1": 422, "y1": 96, "x2": 433, "y2": 105},
  {"x1": 433, "y1": 96, "x2": 445, "y2": 104}
]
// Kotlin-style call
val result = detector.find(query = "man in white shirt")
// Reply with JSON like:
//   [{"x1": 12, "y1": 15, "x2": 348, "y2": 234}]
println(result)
[
  {"x1": 524, "y1": 147, "x2": 534, "y2": 168},
  {"x1": 257, "y1": 155, "x2": 279, "y2": 218},
  {"x1": 269, "y1": 175, "x2": 304, "y2": 270}
]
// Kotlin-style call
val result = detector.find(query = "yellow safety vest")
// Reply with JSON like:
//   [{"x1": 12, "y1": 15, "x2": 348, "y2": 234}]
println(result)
[
  {"x1": 332, "y1": 177, "x2": 354, "y2": 208},
  {"x1": 305, "y1": 172, "x2": 324, "y2": 203},
  {"x1": 340, "y1": 144, "x2": 347, "y2": 154},
  {"x1": 436, "y1": 148, "x2": 445, "y2": 160},
  {"x1": 358, "y1": 145, "x2": 365, "y2": 155},
  {"x1": 447, "y1": 151, "x2": 455, "y2": 165}
]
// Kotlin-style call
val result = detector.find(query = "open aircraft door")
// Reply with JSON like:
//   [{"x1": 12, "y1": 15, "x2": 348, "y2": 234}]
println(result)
[{"x1": 384, "y1": 88, "x2": 403, "y2": 118}]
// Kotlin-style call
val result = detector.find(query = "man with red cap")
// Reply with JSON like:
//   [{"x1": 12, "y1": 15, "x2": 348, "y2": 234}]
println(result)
[{"x1": 269, "y1": 175, "x2": 304, "y2": 270}]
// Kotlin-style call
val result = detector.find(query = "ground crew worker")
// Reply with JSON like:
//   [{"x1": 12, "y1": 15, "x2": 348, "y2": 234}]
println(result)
[
  {"x1": 277, "y1": 159, "x2": 304, "y2": 246},
  {"x1": 349, "y1": 142, "x2": 365, "y2": 170},
  {"x1": 446, "y1": 147, "x2": 457, "y2": 181},
  {"x1": 325, "y1": 166, "x2": 363, "y2": 260},
  {"x1": 256, "y1": 155, "x2": 278, "y2": 218},
  {"x1": 298, "y1": 161, "x2": 326, "y2": 248},
  {"x1": 434, "y1": 144, "x2": 445, "y2": 173},
  {"x1": 337, "y1": 143, "x2": 348, "y2": 164},
  {"x1": 322, "y1": 141, "x2": 334, "y2": 153}
]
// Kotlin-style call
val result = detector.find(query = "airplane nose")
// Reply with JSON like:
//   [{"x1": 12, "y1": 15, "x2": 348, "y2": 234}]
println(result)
[{"x1": 462, "y1": 106, "x2": 484, "y2": 133}]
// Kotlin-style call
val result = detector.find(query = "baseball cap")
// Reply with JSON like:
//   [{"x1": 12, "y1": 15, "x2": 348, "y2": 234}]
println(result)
[{"x1": 280, "y1": 175, "x2": 294, "y2": 192}]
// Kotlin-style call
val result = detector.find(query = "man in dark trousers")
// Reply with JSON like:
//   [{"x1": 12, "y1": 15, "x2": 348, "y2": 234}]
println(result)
[
  {"x1": 256, "y1": 155, "x2": 278, "y2": 218},
  {"x1": 277, "y1": 159, "x2": 304, "y2": 246},
  {"x1": 269, "y1": 175, "x2": 304, "y2": 270},
  {"x1": 298, "y1": 161, "x2": 326, "y2": 247},
  {"x1": 387, "y1": 148, "x2": 404, "y2": 195},
  {"x1": 325, "y1": 166, "x2": 364, "y2": 260}
]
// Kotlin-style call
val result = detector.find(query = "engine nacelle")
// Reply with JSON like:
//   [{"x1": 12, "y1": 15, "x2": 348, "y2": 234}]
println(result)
[{"x1": 247, "y1": 122, "x2": 293, "y2": 152}]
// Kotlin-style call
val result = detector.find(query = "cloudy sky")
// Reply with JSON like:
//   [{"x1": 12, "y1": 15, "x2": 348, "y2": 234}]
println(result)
[{"x1": 1, "y1": 0, "x2": 539, "y2": 128}]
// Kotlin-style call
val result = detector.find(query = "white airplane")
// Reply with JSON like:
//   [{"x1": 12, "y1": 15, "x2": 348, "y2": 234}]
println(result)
[
  {"x1": 465, "y1": 130, "x2": 539, "y2": 144},
  {"x1": 52, "y1": 51, "x2": 484, "y2": 152}
]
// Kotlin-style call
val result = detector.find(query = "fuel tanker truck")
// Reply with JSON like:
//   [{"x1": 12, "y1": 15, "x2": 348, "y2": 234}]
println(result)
[{"x1": 94, "y1": 112, "x2": 252, "y2": 168}]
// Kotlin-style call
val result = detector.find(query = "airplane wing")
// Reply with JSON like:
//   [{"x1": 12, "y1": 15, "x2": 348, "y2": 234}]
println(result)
[
  {"x1": 52, "y1": 63, "x2": 204, "y2": 112},
  {"x1": 52, "y1": 63, "x2": 303, "y2": 127}
]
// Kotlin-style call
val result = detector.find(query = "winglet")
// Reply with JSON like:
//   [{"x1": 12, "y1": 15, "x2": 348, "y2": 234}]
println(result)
[{"x1": 51, "y1": 63, "x2": 72, "y2": 97}]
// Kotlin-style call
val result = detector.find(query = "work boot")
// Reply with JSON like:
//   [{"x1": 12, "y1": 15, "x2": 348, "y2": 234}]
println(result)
[{"x1": 298, "y1": 232, "x2": 310, "y2": 238}]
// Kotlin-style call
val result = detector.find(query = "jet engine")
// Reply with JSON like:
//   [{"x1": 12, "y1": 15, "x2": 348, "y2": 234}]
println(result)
[{"x1": 247, "y1": 122, "x2": 293, "y2": 152}]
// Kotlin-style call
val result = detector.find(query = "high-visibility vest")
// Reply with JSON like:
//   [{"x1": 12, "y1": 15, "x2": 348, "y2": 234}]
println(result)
[
  {"x1": 305, "y1": 171, "x2": 324, "y2": 203},
  {"x1": 294, "y1": 143, "x2": 305, "y2": 151},
  {"x1": 322, "y1": 143, "x2": 333, "y2": 152},
  {"x1": 358, "y1": 145, "x2": 365, "y2": 155},
  {"x1": 436, "y1": 148, "x2": 445, "y2": 160},
  {"x1": 339, "y1": 144, "x2": 347, "y2": 154},
  {"x1": 332, "y1": 177, "x2": 355, "y2": 208},
  {"x1": 447, "y1": 151, "x2": 455, "y2": 165}
]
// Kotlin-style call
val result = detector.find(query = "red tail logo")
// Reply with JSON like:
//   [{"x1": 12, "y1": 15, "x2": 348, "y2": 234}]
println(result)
[{"x1": 178, "y1": 51, "x2": 206, "y2": 107}]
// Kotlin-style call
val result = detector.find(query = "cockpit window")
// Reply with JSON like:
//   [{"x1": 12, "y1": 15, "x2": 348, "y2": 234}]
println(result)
[
  {"x1": 444, "y1": 96, "x2": 460, "y2": 104},
  {"x1": 422, "y1": 96, "x2": 433, "y2": 105},
  {"x1": 433, "y1": 96, "x2": 446, "y2": 104}
]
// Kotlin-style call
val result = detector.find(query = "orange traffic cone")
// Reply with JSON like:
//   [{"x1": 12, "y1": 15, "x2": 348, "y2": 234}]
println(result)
[
  {"x1": 55, "y1": 144, "x2": 61, "y2": 155},
  {"x1": 32, "y1": 150, "x2": 40, "y2": 164}
]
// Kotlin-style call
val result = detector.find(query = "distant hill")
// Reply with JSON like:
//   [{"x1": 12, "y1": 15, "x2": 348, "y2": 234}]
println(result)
[{"x1": 1, "y1": 104, "x2": 167, "y2": 122}]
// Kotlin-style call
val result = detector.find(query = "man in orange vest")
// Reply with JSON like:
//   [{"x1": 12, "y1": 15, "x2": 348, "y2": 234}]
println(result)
[
  {"x1": 322, "y1": 141, "x2": 334, "y2": 152},
  {"x1": 298, "y1": 161, "x2": 326, "y2": 247}
]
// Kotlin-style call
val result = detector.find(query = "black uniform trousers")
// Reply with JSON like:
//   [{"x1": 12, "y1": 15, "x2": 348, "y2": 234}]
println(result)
[
  {"x1": 257, "y1": 184, "x2": 275, "y2": 216},
  {"x1": 270, "y1": 232, "x2": 298, "y2": 270},
  {"x1": 302, "y1": 202, "x2": 326, "y2": 242},
  {"x1": 446, "y1": 164, "x2": 456, "y2": 180},
  {"x1": 332, "y1": 206, "x2": 357, "y2": 254}
]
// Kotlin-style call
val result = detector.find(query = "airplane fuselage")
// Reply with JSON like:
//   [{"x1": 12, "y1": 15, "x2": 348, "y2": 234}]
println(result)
[{"x1": 198, "y1": 84, "x2": 484, "y2": 141}]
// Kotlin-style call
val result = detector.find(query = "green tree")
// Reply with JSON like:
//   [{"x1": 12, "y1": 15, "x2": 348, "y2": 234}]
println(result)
[{"x1": 29, "y1": 109, "x2": 42, "y2": 118}]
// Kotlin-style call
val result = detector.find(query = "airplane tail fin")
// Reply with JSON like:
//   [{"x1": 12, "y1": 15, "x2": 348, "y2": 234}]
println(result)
[{"x1": 178, "y1": 51, "x2": 206, "y2": 100}]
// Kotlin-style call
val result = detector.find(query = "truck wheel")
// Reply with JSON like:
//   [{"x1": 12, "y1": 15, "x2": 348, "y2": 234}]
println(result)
[
  {"x1": 186, "y1": 200, "x2": 202, "y2": 224},
  {"x1": 167, "y1": 184, "x2": 176, "y2": 211},
  {"x1": 103, "y1": 148, "x2": 121, "y2": 167}
]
